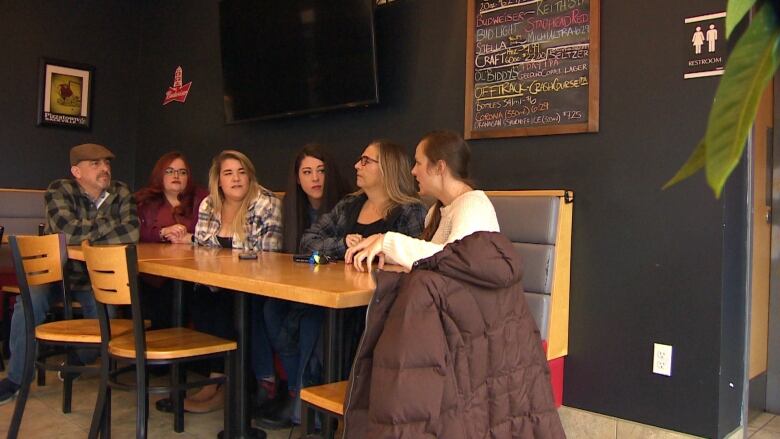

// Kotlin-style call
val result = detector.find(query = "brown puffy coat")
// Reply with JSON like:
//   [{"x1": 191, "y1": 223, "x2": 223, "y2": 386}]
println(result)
[{"x1": 343, "y1": 232, "x2": 565, "y2": 438}]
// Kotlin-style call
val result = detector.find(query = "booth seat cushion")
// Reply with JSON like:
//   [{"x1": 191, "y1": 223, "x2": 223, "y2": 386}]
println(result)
[
  {"x1": 0, "y1": 190, "x2": 45, "y2": 236},
  {"x1": 489, "y1": 194, "x2": 560, "y2": 340},
  {"x1": 491, "y1": 195, "x2": 559, "y2": 245},
  {"x1": 524, "y1": 292, "x2": 550, "y2": 338}
]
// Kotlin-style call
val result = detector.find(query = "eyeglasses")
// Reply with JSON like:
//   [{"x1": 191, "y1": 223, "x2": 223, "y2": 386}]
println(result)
[
  {"x1": 357, "y1": 155, "x2": 379, "y2": 166},
  {"x1": 164, "y1": 168, "x2": 189, "y2": 177}
]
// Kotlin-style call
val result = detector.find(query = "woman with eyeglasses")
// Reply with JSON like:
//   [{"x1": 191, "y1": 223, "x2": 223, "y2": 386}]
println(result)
[
  {"x1": 135, "y1": 151, "x2": 208, "y2": 245},
  {"x1": 297, "y1": 141, "x2": 426, "y2": 390},
  {"x1": 345, "y1": 130, "x2": 500, "y2": 271},
  {"x1": 135, "y1": 152, "x2": 208, "y2": 329},
  {"x1": 299, "y1": 140, "x2": 426, "y2": 259}
]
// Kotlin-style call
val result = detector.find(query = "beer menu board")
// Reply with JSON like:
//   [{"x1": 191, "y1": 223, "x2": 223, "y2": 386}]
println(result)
[{"x1": 465, "y1": 0, "x2": 600, "y2": 139}]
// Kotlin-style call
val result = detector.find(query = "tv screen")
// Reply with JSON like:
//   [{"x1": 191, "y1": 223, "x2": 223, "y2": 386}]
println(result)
[{"x1": 219, "y1": 0, "x2": 379, "y2": 123}]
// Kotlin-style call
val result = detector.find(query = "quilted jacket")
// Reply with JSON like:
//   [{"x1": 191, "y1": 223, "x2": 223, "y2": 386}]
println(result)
[{"x1": 342, "y1": 231, "x2": 565, "y2": 438}]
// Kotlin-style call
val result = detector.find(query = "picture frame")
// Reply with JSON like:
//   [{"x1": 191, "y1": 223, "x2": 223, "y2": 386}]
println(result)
[
  {"x1": 464, "y1": 0, "x2": 600, "y2": 139},
  {"x1": 37, "y1": 58, "x2": 94, "y2": 129}
]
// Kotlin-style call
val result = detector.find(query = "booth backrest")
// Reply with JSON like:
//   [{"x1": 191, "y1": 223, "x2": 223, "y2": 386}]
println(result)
[
  {"x1": 0, "y1": 189, "x2": 46, "y2": 240},
  {"x1": 486, "y1": 190, "x2": 573, "y2": 360}
]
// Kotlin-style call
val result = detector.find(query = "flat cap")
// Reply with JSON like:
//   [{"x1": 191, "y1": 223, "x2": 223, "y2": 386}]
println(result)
[{"x1": 70, "y1": 143, "x2": 115, "y2": 165}]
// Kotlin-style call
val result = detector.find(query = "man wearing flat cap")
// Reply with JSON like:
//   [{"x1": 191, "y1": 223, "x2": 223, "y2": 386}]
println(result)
[{"x1": 0, "y1": 143, "x2": 139, "y2": 404}]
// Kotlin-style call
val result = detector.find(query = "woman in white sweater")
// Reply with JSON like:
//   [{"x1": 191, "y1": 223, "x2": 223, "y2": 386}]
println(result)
[{"x1": 345, "y1": 130, "x2": 500, "y2": 271}]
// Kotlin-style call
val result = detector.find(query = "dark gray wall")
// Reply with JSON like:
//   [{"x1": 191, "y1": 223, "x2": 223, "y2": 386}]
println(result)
[{"x1": 0, "y1": 1, "x2": 141, "y2": 188}]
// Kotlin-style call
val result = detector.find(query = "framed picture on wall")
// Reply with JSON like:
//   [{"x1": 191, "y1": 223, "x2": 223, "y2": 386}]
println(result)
[
  {"x1": 464, "y1": 0, "x2": 600, "y2": 139},
  {"x1": 37, "y1": 58, "x2": 94, "y2": 129}
]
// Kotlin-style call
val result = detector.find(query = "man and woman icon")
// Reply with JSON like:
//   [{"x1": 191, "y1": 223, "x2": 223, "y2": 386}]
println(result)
[{"x1": 692, "y1": 24, "x2": 718, "y2": 54}]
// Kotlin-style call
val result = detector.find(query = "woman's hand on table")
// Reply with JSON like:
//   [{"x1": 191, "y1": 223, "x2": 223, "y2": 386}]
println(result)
[
  {"x1": 167, "y1": 232, "x2": 193, "y2": 244},
  {"x1": 345, "y1": 233, "x2": 385, "y2": 272},
  {"x1": 345, "y1": 233, "x2": 363, "y2": 248},
  {"x1": 160, "y1": 224, "x2": 188, "y2": 243}
]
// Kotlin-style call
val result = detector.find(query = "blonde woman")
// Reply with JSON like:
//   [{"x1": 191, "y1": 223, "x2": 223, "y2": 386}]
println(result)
[
  {"x1": 300, "y1": 140, "x2": 426, "y2": 258},
  {"x1": 195, "y1": 149, "x2": 282, "y2": 251},
  {"x1": 158, "y1": 150, "x2": 282, "y2": 414}
]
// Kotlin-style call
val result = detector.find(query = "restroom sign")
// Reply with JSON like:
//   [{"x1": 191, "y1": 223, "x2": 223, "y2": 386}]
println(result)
[{"x1": 684, "y1": 12, "x2": 726, "y2": 79}]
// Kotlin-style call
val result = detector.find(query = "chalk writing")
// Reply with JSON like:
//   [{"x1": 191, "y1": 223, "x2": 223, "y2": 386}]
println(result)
[{"x1": 468, "y1": 0, "x2": 596, "y2": 135}]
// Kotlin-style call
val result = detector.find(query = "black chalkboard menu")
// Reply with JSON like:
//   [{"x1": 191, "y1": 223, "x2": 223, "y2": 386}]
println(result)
[{"x1": 465, "y1": 0, "x2": 600, "y2": 139}]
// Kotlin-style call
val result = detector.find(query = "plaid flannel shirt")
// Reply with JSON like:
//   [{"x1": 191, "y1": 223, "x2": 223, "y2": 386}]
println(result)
[
  {"x1": 194, "y1": 186, "x2": 282, "y2": 252},
  {"x1": 44, "y1": 179, "x2": 140, "y2": 292},
  {"x1": 299, "y1": 193, "x2": 426, "y2": 259}
]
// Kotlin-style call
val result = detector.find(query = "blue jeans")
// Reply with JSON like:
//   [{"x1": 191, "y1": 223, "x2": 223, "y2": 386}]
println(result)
[
  {"x1": 259, "y1": 299, "x2": 324, "y2": 424},
  {"x1": 7, "y1": 285, "x2": 99, "y2": 385},
  {"x1": 257, "y1": 299, "x2": 325, "y2": 392},
  {"x1": 251, "y1": 297, "x2": 274, "y2": 380}
]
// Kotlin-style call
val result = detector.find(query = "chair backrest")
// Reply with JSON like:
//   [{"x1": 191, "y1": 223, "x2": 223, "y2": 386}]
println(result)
[
  {"x1": 81, "y1": 242, "x2": 136, "y2": 306},
  {"x1": 486, "y1": 190, "x2": 573, "y2": 360},
  {"x1": 9, "y1": 234, "x2": 67, "y2": 288},
  {"x1": 9, "y1": 234, "x2": 71, "y2": 343}
]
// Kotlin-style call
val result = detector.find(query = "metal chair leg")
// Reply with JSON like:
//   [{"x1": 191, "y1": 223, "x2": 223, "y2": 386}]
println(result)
[
  {"x1": 7, "y1": 333, "x2": 36, "y2": 439},
  {"x1": 224, "y1": 353, "x2": 233, "y2": 439},
  {"x1": 301, "y1": 400, "x2": 316, "y2": 435},
  {"x1": 104, "y1": 386, "x2": 112, "y2": 439},
  {"x1": 89, "y1": 352, "x2": 110, "y2": 439},
  {"x1": 62, "y1": 353, "x2": 73, "y2": 413},
  {"x1": 136, "y1": 362, "x2": 148, "y2": 439},
  {"x1": 172, "y1": 363, "x2": 185, "y2": 433},
  {"x1": 36, "y1": 361, "x2": 45, "y2": 387}
]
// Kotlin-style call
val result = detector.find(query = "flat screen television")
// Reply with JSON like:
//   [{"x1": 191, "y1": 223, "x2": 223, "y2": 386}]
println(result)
[{"x1": 219, "y1": 0, "x2": 379, "y2": 123}]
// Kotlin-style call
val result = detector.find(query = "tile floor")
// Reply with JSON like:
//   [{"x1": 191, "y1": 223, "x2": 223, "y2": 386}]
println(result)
[
  {"x1": 0, "y1": 363, "x2": 775, "y2": 439},
  {"x1": 0, "y1": 365, "x2": 300, "y2": 438},
  {"x1": 747, "y1": 411, "x2": 780, "y2": 438}
]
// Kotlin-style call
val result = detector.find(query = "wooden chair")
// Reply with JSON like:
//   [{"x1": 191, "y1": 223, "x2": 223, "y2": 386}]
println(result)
[
  {"x1": 82, "y1": 242, "x2": 237, "y2": 439},
  {"x1": 6, "y1": 234, "x2": 137, "y2": 439}
]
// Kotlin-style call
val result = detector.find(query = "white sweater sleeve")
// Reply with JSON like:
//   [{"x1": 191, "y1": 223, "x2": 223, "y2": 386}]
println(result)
[
  {"x1": 381, "y1": 191, "x2": 499, "y2": 270},
  {"x1": 381, "y1": 232, "x2": 445, "y2": 271}
]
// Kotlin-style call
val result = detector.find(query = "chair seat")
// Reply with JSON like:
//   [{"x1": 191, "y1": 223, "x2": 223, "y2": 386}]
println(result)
[
  {"x1": 36, "y1": 319, "x2": 139, "y2": 343},
  {"x1": 109, "y1": 327, "x2": 237, "y2": 360},
  {"x1": 1, "y1": 285, "x2": 20, "y2": 294},
  {"x1": 301, "y1": 380, "x2": 348, "y2": 416}
]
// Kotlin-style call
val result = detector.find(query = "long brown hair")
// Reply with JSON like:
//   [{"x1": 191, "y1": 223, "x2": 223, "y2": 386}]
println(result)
[
  {"x1": 135, "y1": 151, "x2": 198, "y2": 220},
  {"x1": 419, "y1": 131, "x2": 473, "y2": 241},
  {"x1": 282, "y1": 144, "x2": 352, "y2": 252},
  {"x1": 355, "y1": 140, "x2": 420, "y2": 217},
  {"x1": 206, "y1": 150, "x2": 261, "y2": 243}
]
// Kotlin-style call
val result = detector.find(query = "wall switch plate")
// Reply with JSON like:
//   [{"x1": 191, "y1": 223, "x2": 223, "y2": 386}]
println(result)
[{"x1": 653, "y1": 343, "x2": 673, "y2": 376}]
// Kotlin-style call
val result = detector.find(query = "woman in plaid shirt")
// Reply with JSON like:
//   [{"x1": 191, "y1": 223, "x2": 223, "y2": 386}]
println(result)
[{"x1": 164, "y1": 150, "x2": 282, "y2": 414}]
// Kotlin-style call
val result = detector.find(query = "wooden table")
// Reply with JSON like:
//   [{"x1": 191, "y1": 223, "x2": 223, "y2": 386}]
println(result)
[
  {"x1": 67, "y1": 242, "x2": 235, "y2": 262},
  {"x1": 138, "y1": 251, "x2": 375, "y2": 308},
  {"x1": 71, "y1": 243, "x2": 376, "y2": 438}
]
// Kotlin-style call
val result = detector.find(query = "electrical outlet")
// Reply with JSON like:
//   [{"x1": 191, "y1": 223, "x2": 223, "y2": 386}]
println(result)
[{"x1": 653, "y1": 343, "x2": 673, "y2": 376}]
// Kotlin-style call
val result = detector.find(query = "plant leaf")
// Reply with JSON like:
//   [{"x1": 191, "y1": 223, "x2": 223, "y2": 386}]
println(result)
[
  {"x1": 663, "y1": 140, "x2": 707, "y2": 190},
  {"x1": 705, "y1": 2, "x2": 780, "y2": 197},
  {"x1": 726, "y1": 0, "x2": 758, "y2": 38}
]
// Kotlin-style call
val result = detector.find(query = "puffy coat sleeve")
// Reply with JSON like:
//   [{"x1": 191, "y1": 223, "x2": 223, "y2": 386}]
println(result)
[{"x1": 366, "y1": 271, "x2": 450, "y2": 437}]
